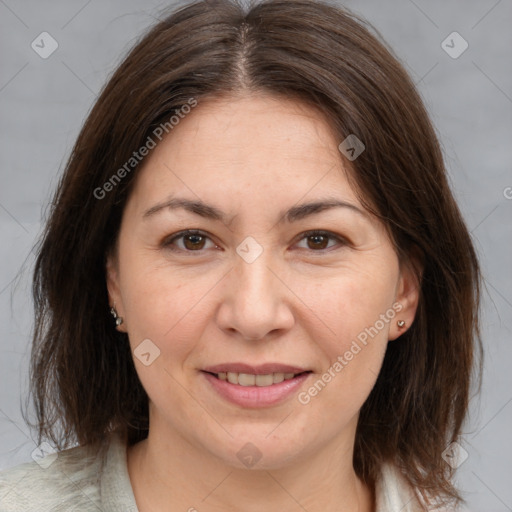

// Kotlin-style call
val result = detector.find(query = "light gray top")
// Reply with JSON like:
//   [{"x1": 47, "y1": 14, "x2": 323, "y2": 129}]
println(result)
[{"x1": 0, "y1": 432, "x2": 426, "y2": 511}]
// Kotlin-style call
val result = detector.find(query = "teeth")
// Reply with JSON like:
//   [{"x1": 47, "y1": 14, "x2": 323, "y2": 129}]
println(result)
[{"x1": 217, "y1": 372, "x2": 302, "y2": 386}]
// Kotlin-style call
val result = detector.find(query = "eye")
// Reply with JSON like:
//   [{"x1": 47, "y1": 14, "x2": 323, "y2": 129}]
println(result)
[
  {"x1": 294, "y1": 230, "x2": 348, "y2": 252},
  {"x1": 162, "y1": 229, "x2": 348, "y2": 255},
  {"x1": 162, "y1": 229, "x2": 217, "y2": 253}
]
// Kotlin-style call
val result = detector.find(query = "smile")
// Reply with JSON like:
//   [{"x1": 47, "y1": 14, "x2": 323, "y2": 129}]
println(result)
[
  {"x1": 201, "y1": 370, "x2": 312, "y2": 408},
  {"x1": 207, "y1": 371, "x2": 309, "y2": 386}
]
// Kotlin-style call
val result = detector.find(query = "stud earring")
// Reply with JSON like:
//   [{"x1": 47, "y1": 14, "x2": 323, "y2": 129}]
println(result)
[
  {"x1": 397, "y1": 320, "x2": 405, "y2": 328},
  {"x1": 110, "y1": 303, "x2": 123, "y2": 326}
]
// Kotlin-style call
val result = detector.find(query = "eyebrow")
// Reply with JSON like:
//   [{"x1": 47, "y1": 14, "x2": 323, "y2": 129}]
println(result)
[{"x1": 142, "y1": 197, "x2": 368, "y2": 224}]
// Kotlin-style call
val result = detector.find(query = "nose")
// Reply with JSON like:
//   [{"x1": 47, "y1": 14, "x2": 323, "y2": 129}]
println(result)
[{"x1": 215, "y1": 247, "x2": 295, "y2": 341}]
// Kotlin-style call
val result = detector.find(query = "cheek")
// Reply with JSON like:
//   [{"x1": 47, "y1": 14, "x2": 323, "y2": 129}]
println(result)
[
  {"x1": 297, "y1": 269, "x2": 398, "y2": 416},
  {"x1": 118, "y1": 267, "x2": 212, "y2": 410},
  {"x1": 302, "y1": 266, "x2": 399, "y2": 352},
  {"x1": 119, "y1": 258, "x2": 220, "y2": 358},
  {"x1": 295, "y1": 268, "x2": 397, "y2": 411}
]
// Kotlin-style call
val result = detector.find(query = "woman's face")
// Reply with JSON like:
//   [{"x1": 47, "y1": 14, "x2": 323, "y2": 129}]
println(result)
[{"x1": 107, "y1": 93, "x2": 419, "y2": 469}]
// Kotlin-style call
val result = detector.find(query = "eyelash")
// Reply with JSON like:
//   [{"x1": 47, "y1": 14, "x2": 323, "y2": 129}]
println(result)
[{"x1": 162, "y1": 229, "x2": 349, "y2": 255}]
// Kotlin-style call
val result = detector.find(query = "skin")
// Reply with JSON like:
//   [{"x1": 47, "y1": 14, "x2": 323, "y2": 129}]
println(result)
[{"x1": 106, "y1": 92, "x2": 421, "y2": 512}]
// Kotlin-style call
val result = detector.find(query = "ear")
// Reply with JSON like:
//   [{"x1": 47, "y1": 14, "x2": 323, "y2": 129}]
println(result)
[
  {"x1": 106, "y1": 248, "x2": 127, "y2": 333},
  {"x1": 388, "y1": 249, "x2": 423, "y2": 341}
]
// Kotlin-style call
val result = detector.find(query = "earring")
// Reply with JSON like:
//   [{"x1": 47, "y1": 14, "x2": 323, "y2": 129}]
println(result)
[
  {"x1": 397, "y1": 320, "x2": 405, "y2": 328},
  {"x1": 110, "y1": 303, "x2": 123, "y2": 326}
]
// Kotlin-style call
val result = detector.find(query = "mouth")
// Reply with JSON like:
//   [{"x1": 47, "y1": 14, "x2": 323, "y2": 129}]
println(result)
[
  {"x1": 200, "y1": 363, "x2": 313, "y2": 408},
  {"x1": 202, "y1": 370, "x2": 312, "y2": 387}
]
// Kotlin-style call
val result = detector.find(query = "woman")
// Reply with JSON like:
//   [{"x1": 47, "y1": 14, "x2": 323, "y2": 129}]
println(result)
[{"x1": 0, "y1": 0, "x2": 482, "y2": 510}]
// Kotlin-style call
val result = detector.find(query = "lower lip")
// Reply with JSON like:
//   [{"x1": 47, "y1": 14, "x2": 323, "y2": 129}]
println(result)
[{"x1": 201, "y1": 371, "x2": 311, "y2": 408}]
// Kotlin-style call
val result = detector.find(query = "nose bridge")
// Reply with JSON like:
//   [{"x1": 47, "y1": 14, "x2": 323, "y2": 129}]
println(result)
[
  {"x1": 234, "y1": 243, "x2": 280, "y2": 308},
  {"x1": 218, "y1": 238, "x2": 294, "y2": 339}
]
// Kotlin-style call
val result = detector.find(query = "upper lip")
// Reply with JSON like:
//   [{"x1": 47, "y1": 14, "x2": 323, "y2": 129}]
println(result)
[{"x1": 202, "y1": 363, "x2": 311, "y2": 375}]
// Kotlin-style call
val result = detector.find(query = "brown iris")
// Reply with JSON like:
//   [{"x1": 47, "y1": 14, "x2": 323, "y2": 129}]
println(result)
[
  {"x1": 183, "y1": 233, "x2": 206, "y2": 250},
  {"x1": 307, "y1": 234, "x2": 329, "y2": 250}
]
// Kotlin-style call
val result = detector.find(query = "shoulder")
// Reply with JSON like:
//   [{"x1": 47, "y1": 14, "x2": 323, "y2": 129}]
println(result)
[
  {"x1": 376, "y1": 461, "x2": 426, "y2": 512},
  {"x1": 376, "y1": 462, "x2": 459, "y2": 512},
  {"x1": 0, "y1": 439, "x2": 108, "y2": 512}
]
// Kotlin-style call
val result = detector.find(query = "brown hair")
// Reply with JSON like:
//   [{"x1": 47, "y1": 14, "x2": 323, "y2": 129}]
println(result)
[{"x1": 27, "y1": 0, "x2": 482, "y2": 508}]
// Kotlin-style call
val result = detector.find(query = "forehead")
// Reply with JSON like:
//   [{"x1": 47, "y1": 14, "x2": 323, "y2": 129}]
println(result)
[
  {"x1": 168, "y1": 93, "x2": 343, "y2": 164},
  {"x1": 126, "y1": 93, "x2": 365, "y2": 216}
]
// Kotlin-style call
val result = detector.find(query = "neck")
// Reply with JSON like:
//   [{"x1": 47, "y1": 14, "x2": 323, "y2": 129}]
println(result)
[{"x1": 127, "y1": 426, "x2": 375, "y2": 512}]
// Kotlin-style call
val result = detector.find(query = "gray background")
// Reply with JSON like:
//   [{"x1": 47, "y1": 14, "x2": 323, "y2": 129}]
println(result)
[{"x1": 0, "y1": 1, "x2": 511, "y2": 511}]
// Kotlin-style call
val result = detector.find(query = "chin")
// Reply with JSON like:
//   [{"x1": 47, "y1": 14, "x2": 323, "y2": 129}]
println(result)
[{"x1": 203, "y1": 428, "x2": 313, "y2": 471}]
